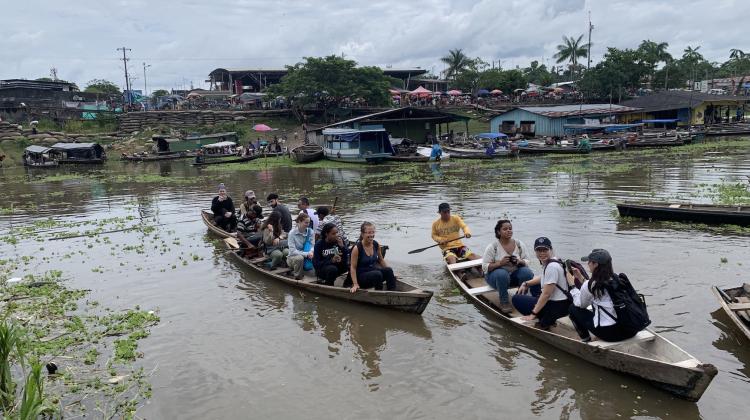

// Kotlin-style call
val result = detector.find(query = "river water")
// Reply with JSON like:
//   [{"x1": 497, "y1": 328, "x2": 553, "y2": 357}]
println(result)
[{"x1": 1, "y1": 145, "x2": 749, "y2": 419}]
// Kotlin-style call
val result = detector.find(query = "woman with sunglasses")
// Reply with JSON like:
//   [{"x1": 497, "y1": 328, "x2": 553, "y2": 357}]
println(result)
[{"x1": 514, "y1": 237, "x2": 571, "y2": 329}]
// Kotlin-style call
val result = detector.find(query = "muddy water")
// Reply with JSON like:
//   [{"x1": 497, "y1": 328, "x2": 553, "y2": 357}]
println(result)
[{"x1": 2, "y1": 147, "x2": 750, "y2": 419}]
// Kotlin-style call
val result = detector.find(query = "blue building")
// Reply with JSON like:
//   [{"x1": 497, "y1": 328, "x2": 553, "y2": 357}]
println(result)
[{"x1": 490, "y1": 104, "x2": 640, "y2": 137}]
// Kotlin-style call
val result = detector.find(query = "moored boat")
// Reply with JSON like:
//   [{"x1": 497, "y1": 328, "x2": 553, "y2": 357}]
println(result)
[
  {"x1": 121, "y1": 151, "x2": 194, "y2": 162},
  {"x1": 191, "y1": 154, "x2": 260, "y2": 166},
  {"x1": 442, "y1": 145, "x2": 510, "y2": 159},
  {"x1": 290, "y1": 143, "x2": 324, "y2": 163},
  {"x1": 23, "y1": 145, "x2": 60, "y2": 167},
  {"x1": 322, "y1": 128, "x2": 394, "y2": 163},
  {"x1": 416, "y1": 146, "x2": 451, "y2": 160},
  {"x1": 447, "y1": 259, "x2": 717, "y2": 401},
  {"x1": 617, "y1": 202, "x2": 750, "y2": 226},
  {"x1": 712, "y1": 284, "x2": 750, "y2": 341},
  {"x1": 51, "y1": 142, "x2": 106, "y2": 164},
  {"x1": 518, "y1": 144, "x2": 592, "y2": 155},
  {"x1": 225, "y1": 237, "x2": 433, "y2": 314}
]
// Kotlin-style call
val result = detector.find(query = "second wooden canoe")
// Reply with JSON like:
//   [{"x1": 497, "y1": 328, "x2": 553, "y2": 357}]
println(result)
[
  {"x1": 712, "y1": 284, "x2": 750, "y2": 341},
  {"x1": 447, "y1": 259, "x2": 717, "y2": 401},
  {"x1": 225, "y1": 238, "x2": 432, "y2": 314},
  {"x1": 617, "y1": 202, "x2": 750, "y2": 226},
  {"x1": 290, "y1": 143, "x2": 324, "y2": 163}
]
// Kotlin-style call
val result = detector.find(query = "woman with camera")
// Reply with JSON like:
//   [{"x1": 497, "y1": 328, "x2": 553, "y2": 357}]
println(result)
[{"x1": 481, "y1": 220, "x2": 537, "y2": 314}]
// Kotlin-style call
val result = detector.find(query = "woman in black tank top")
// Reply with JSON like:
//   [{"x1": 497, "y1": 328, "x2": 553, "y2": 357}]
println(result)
[{"x1": 349, "y1": 222, "x2": 397, "y2": 292}]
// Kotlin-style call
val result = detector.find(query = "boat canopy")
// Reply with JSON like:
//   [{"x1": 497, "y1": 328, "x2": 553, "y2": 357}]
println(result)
[
  {"x1": 25, "y1": 145, "x2": 51, "y2": 154},
  {"x1": 322, "y1": 128, "x2": 387, "y2": 141},
  {"x1": 564, "y1": 123, "x2": 642, "y2": 133},
  {"x1": 51, "y1": 142, "x2": 100, "y2": 150},
  {"x1": 203, "y1": 141, "x2": 237, "y2": 148},
  {"x1": 476, "y1": 132, "x2": 508, "y2": 139}
]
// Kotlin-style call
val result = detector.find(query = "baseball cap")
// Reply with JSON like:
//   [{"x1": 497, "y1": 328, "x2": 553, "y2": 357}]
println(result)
[
  {"x1": 438, "y1": 203, "x2": 451, "y2": 212},
  {"x1": 244, "y1": 190, "x2": 256, "y2": 200},
  {"x1": 534, "y1": 237, "x2": 553, "y2": 250},
  {"x1": 581, "y1": 249, "x2": 612, "y2": 264}
]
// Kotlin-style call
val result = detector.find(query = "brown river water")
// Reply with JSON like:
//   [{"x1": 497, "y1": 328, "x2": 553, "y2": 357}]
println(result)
[{"x1": 1, "y1": 146, "x2": 750, "y2": 419}]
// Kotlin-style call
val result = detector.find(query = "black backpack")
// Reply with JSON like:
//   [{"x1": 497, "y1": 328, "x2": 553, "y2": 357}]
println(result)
[{"x1": 600, "y1": 273, "x2": 651, "y2": 333}]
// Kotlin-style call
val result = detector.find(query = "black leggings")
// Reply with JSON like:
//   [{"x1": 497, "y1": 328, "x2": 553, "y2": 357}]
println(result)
[
  {"x1": 214, "y1": 214, "x2": 237, "y2": 232},
  {"x1": 357, "y1": 267, "x2": 396, "y2": 291},
  {"x1": 568, "y1": 305, "x2": 637, "y2": 341},
  {"x1": 317, "y1": 264, "x2": 344, "y2": 286}
]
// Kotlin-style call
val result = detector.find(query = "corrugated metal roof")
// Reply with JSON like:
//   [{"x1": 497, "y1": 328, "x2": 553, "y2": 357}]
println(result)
[
  {"x1": 620, "y1": 91, "x2": 750, "y2": 113},
  {"x1": 51, "y1": 142, "x2": 98, "y2": 150},
  {"x1": 25, "y1": 145, "x2": 51, "y2": 153},
  {"x1": 203, "y1": 141, "x2": 237, "y2": 148},
  {"x1": 518, "y1": 104, "x2": 640, "y2": 118}
]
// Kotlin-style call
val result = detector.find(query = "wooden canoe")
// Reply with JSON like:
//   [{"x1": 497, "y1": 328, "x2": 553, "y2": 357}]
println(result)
[
  {"x1": 121, "y1": 152, "x2": 193, "y2": 162},
  {"x1": 386, "y1": 154, "x2": 430, "y2": 162},
  {"x1": 201, "y1": 209, "x2": 234, "y2": 238},
  {"x1": 447, "y1": 259, "x2": 717, "y2": 401},
  {"x1": 290, "y1": 143, "x2": 324, "y2": 163},
  {"x1": 617, "y1": 202, "x2": 750, "y2": 226},
  {"x1": 712, "y1": 284, "x2": 750, "y2": 341},
  {"x1": 225, "y1": 238, "x2": 432, "y2": 314},
  {"x1": 192, "y1": 155, "x2": 260, "y2": 166},
  {"x1": 443, "y1": 146, "x2": 510, "y2": 159},
  {"x1": 518, "y1": 145, "x2": 591, "y2": 155}
]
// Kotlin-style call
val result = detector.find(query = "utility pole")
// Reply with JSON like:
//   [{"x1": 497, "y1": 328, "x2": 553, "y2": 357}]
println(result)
[
  {"x1": 143, "y1": 62, "x2": 151, "y2": 97},
  {"x1": 117, "y1": 47, "x2": 132, "y2": 109},
  {"x1": 587, "y1": 11, "x2": 594, "y2": 71}
]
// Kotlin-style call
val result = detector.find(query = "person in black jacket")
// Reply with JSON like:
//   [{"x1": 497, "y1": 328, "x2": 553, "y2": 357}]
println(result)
[
  {"x1": 211, "y1": 184, "x2": 237, "y2": 232},
  {"x1": 313, "y1": 223, "x2": 349, "y2": 286}
]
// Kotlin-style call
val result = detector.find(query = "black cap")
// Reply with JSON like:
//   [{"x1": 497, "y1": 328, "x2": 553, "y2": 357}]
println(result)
[
  {"x1": 581, "y1": 249, "x2": 611, "y2": 264},
  {"x1": 534, "y1": 237, "x2": 552, "y2": 250},
  {"x1": 266, "y1": 193, "x2": 279, "y2": 201},
  {"x1": 438, "y1": 202, "x2": 451, "y2": 212}
]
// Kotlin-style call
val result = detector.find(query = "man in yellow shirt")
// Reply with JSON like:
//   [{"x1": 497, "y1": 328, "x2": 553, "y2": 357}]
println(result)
[{"x1": 431, "y1": 203, "x2": 480, "y2": 264}]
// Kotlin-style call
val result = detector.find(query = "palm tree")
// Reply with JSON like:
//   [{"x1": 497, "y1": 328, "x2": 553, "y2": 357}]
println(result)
[
  {"x1": 440, "y1": 49, "x2": 470, "y2": 80},
  {"x1": 729, "y1": 49, "x2": 747, "y2": 92},
  {"x1": 730, "y1": 48, "x2": 745, "y2": 60},
  {"x1": 554, "y1": 35, "x2": 590, "y2": 80},
  {"x1": 638, "y1": 40, "x2": 671, "y2": 88},
  {"x1": 682, "y1": 45, "x2": 703, "y2": 62}
]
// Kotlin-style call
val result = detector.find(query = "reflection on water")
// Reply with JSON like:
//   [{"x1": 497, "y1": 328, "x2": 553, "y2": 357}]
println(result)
[{"x1": 2, "y1": 146, "x2": 750, "y2": 418}]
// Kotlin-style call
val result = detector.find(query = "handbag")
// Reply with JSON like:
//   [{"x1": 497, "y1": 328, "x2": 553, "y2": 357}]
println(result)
[{"x1": 302, "y1": 229, "x2": 313, "y2": 271}]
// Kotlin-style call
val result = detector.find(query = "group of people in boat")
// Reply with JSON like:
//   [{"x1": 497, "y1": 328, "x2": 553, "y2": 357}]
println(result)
[
  {"x1": 210, "y1": 186, "x2": 397, "y2": 292},
  {"x1": 431, "y1": 202, "x2": 643, "y2": 343},
  {"x1": 212, "y1": 186, "x2": 643, "y2": 343}
]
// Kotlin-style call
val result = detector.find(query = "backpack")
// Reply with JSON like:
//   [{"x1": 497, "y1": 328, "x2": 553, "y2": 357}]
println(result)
[
  {"x1": 599, "y1": 273, "x2": 651, "y2": 333},
  {"x1": 544, "y1": 259, "x2": 573, "y2": 302}
]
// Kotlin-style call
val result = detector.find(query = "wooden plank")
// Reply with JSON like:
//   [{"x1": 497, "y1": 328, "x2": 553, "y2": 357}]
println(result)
[
  {"x1": 467, "y1": 285, "x2": 495, "y2": 295},
  {"x1": 447, "y1": 259, "x2": 483, "y2": 271},
  {"x1": 727, "y1": 302, "x2": 750, "y2": 311},
  {"x1": 590, "y1": 330, "x2": 655, "y2": 348}
]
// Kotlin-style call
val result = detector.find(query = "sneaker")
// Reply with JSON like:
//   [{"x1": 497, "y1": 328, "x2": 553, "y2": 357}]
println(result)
[
  {"x1": 581, "y1": 336, "x2": 592, "y2": 343},
  {"x1": 498, "y1": 302, "x2": 514, "y2": 315},
  {"x1": 294, "y1": 274, "x2": 304, "y2": 280}
]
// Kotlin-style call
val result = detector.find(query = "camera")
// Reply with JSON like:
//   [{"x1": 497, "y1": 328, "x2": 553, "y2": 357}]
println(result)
[{"x1": 509, "y1": 255, "x2": 518, "y2": 264}]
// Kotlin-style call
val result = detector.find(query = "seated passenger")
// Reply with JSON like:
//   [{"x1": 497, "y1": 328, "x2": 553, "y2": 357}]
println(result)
[
  {"x1": 348, "y1": 222, "x2": 396, "y2": 292},
  {"x1": 211, "y1": 184, "x2": 237, "y2": 232},
  {"x1": 315, "y1": 206, "x2": 348, "y2": 246},
  {"x1": 568, "y1": 249, "x2": 638, "y2": 343},
  {"x1": 313, "y1": 223, "x2": 349, "y2": 286},
  {"x1": 431, "y1": 202, "x2": 479, "y2": 265},
  {"x1": 261, "y1": 211, "x2": 288, "y2": 269},
  {"x1": 239, "y1": 190, "x2": 259, "y2": 219},
  {"x1": 513, "y1": 237, "x2": 571, "y2": 329},
  {"x1": 237, "y1": 204, "x2": 263, "y2": 246},
  {"x1": 286, "y1": 213, "x2": 315, "y2": 280},
  {"x1": 481, "y1": 220, "x2": 538, "y2": 315}
]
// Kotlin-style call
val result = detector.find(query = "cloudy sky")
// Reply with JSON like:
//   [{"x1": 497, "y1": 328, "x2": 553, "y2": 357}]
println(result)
[{"x1": 1, "y1": 0, "x2": 747, "y2": 92}]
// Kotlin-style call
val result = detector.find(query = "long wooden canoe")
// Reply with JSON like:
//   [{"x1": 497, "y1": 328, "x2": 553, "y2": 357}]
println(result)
[
  {"x1": 121, "y1": 152, "x2": 194, "y2": 162},
  {"x1": 617, "y1": 202, "x2": 750, "y2": 226},
  {"x1": 201, "y1": 209, "x2": 235, "y2": 238},
  {"x1": 712, "y1": 284, "x2": 750, "y2": 341},
  {"x1": 447, "y1": 259, "x2": 717, "y2": 401},
  {"x1": 225, "y1": 238, "x2": 432, "y2": 314},
  {"x1": 192, "y1": 155, "x2": 260, "y2": 166},
  {"x1": 518, "y1": 145, "x2": 592, "y2": 155}
]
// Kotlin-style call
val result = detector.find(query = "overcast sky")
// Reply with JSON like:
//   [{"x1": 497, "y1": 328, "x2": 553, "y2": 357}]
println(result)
[{"x1": 1, "y1": 0, "x2": 747, "y2": 92}]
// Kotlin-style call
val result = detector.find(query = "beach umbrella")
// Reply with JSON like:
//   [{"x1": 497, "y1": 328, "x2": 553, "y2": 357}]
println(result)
[
  {"x1": 477, "y1": 89, "x2": 490, "y2": 96},
  {"x1": 447, "y1": 89, "x2": 462, "y2": 96},
  {"x1": 490, "y1": 89, "x2": 503, "y2": 95},
  {"x1": 410, "y1": 86, "x2": 432, "y2": 98},
  {"x1": 388, "y1": 88, "x2": 402, "y2": 95},
  {"x1": 253, "y1": 124, "x2": 274, "y2": 132}
]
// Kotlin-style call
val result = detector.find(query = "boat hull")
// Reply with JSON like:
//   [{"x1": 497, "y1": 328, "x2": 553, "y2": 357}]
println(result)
[
  {"x1": 225, "y1": 239, "x2": 432, "y2": 314},
  {"x1": 290, "y1": 144, "x2": 324, "y2": 163},
  {"x1": 447, "y1": 260, "x2": 716, "y2": 401},
  {"x1": 712, "y1": 284, "x2": 750, "y2": 341},
  {"x1": 617, "y1": 203, "x2": 750, "y2": 226}
]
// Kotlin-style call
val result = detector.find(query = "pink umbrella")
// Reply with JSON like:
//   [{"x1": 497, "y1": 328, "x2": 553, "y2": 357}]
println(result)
[
  {"x1": 253, "y1": 124, "x2": 274, "y2": 132},
  {"x1": 388, "y1": 88, "x2": 402, "y2": 95},
  {"x1": 447, "y1": 89, "x2": 462, "y2": 96},
  {"x1": 409, "y1": 86, "x2": 432, "y2": 98},
  {"x1": 490, "y1": 89, "x2": 503, "y2": 95}
]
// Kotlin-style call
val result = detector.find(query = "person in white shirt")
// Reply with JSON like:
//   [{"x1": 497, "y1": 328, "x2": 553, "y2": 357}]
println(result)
[
  {"x1": 568, "y1": 249, "x2": 638, "y2": 342},
  {"x1": 515, "y1": 237, "x2": 571, "y2": 329},
  {"x1": 481, "y1": 220, "x2": 537, "y2": 314},
  {"x1": 297, "y1": 197, "x2": 319, "y2": 233}
]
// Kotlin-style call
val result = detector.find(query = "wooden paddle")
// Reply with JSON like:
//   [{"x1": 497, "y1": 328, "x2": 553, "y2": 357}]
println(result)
[
  {"x1": 330, "y1": 196, "x2": 339, "y2": 214},
  {"x1": 408, "y1": 235, "x2": 465, "y2": 254}
]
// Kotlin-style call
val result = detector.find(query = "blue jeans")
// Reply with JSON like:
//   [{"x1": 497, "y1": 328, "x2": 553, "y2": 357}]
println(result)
[{"x1": 485, "y1": 266, "x2": 537, "y2": 304}]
